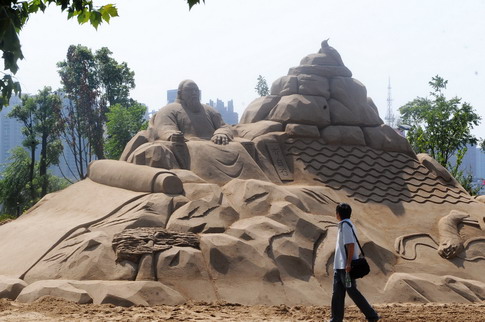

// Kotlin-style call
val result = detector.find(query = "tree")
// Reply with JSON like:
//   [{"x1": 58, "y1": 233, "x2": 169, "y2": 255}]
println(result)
[
  {"x1": 57, "y1": 44, "x2": 136, "y2": 179},
  {"x1": 32, "y1": 87, "x2": 64, "y2": 196},
  {"x1": 104, "y1": 103, "x2": 148, "y2": 160},
  {"x1": 399, "y1": 75, "x2": 481, "y2": 193},
  {"x1": 95, "y1": 47, "x2": 135, "y2": 107},
  {"x1": 0, "y1": 1, "x2": 119, "y2": 106},
  {"x1": 0, "y1": 147, "x2": 32, "y2": 216},
  {"x1": 255, "y1": 75, "x2": 269, "y2": 97},
  {"x1": 0, "y1": 147, "x2": 70, "y2": 217},
  {"x1": 8, "y1": 95, "x2": 38, "y2": 201},
  {"x1": 8, "y1": 87, "x2": 64, "y2": 198},
  {"x1": 58, "y1": 44, "x2": 102, "y2": 173}
]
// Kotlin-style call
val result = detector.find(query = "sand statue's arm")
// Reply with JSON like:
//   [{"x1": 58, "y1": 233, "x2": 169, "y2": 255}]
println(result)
[
  {"x1": 149, "y1": 107, "x2": 182, "y2": 141},
  {"x1": 207, "y1": 106, "x2": 234, "y2": 144}
]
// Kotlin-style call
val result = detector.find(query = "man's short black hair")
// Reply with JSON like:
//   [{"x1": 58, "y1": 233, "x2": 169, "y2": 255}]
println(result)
[{"x1": 336, "y1": 203, "x2": 352, "y2": 219}]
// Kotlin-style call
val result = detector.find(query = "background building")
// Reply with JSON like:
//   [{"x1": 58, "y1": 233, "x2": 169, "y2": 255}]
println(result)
[
  {"x1": 207, "y1": 99, "x2": 238, "y2": 125},
  {"x1": 166, "y1": 89, "x2": 177, "y2": 105},
  {"x1": 166, "y1": 89, "x2": 239, "y2": 124},
  {"x1": 0, "y1": 96, "x2": 23, "y2": 166},
  {"x1": 451, "y1": 144, "x2": 485, "y2": 195}
]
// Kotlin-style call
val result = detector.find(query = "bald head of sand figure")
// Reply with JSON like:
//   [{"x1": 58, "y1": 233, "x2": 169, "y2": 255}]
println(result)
[
  {"x1": 176, "y1": 80, "x2": 202, "y2": 113},
  {"x1": 149, "y1": 80, "x2": 233, "y2": 145}
]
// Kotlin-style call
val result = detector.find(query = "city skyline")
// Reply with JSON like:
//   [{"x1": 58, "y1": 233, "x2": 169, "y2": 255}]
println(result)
[{"x1": 166, "y1": 89, "x2": 239, "y2": 124}]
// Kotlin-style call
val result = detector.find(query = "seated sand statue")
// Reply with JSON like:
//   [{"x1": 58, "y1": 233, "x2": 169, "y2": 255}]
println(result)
[
  {"x1": 148, "y1": 80, "x2": 234, "y2": 145},
  {"x1": 121, "y1": 80, "x2": 268, "y2": 185}
]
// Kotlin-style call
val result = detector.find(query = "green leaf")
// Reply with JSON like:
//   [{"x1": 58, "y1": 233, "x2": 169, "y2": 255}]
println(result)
[
  {"x1": 77, "y1": 11, "x2": 90, "y2": 25},
  {"x1": 1, "y1": 75, "x2": 16, "y2": 106},
  {"x1": 56, "y1": 0, "x2": 71, "y2": 11},
  {"x1": 89, "y1": 10, "x2": 102, "y2": 29},
  {"x1": 13, "y1": 81, "x2": 21, "y2": 95},
  {"x1": 3, "y1": 20, "x2": 22, "y2": 53},
  {"x1": 100, "y1": 4, "x2": 118, "y2": 23},
  {"x1": 187, "y1": 0, "x2": 205, "y2": 9},
  {"x1": 67, "y1": 10, "x2": 76, "y2": 19},
  {"x1": 101, "y1": 11, "x2": 110, "y2": 23}
]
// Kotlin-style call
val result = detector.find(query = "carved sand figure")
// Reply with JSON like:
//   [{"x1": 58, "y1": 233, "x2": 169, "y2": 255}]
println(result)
[
  {"x1": 148, "y1": 79, "x2": 233, "y2": 144},
  {"x1": 0, "y1": 40, "x2": 484, "y2": 307},
  {"x1": 120, "y1": 79, "x2": 266, "y2": 184},
  {"x1": 395, "y1": 210, "x2": 485, "y2": 261}
]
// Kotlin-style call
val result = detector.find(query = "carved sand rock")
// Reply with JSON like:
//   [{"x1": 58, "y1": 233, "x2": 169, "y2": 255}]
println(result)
[
  {"x1": 0, "y1": 276, "x2": 27, "y2": 300},
  {"x1": 0, "y1": 40, "x2": 484, "y2": 306}
]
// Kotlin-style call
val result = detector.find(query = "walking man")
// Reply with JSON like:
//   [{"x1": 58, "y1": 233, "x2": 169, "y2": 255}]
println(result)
[{"x1": 330, "y1": 203, "x2": 379, "y2": 322}]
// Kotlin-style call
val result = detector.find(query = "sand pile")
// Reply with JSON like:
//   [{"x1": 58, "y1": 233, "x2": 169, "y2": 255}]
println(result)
[{"x1": 0, "y1": 40, "x2": 484, "y2": 307}]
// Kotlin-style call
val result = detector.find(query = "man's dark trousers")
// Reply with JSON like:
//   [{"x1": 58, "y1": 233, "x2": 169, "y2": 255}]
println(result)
[{"x1": 330, "y1": 269, "x2": 379, "y2": 322}]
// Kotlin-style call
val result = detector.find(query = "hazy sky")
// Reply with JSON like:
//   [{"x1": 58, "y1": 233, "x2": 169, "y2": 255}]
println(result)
[{"x1": 16, "y1": 0, "x2": 485, "y2": 139}]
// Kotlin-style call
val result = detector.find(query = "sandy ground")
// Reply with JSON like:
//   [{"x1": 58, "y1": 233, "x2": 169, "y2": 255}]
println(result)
[{"x1": 1, "y1": 297, "x2": 485, "y2": 321}]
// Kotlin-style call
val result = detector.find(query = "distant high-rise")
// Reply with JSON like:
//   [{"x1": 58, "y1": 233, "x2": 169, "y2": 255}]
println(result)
[
  {"x1": 167, "y1": 89, "x2": 177, "y2": 104},
  {"x1": 460, "y1": 144, "x2": 478, "y2": 176},
  {"x1": 166, "y1": 89, "x2": 238, "y2": 124},
  {"x1": 450, "y1": 144, "x2": 485, "y2": 195},
  {"x1": 0, "y1": 96, "x2": 23, "y2": 166},
  {"x1": 478, "y1": 149, "x2": 485, "y2": 179},
  {"x1": 207, "y1": 99, "x2": 238, "y2": 125}
]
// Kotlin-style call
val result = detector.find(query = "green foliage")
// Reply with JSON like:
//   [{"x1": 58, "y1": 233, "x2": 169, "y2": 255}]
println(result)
[
  {"x1": 0, "y1": 147, "x2": 33, "y2": 216},
  {"x1": 481, "y1": 140, "x2": 485, "y2": 152},
  {"x1": 45, "y1": 173, "x2": 71, "y2": 191},
  {"x1": 8, "y1": 94, "x2": 39, "y2": 201},
  {"x1": 255, "y1": 75, "x2": 269, "y2": 97},
  {"x1": 32, "y1": 87, "x2": 64, "y2": 195},
  {"x1": 8, "y1": 87, "x2": 64, "y2": 198},
  {"x1": 105, "y1": 103, "x2": 147, "y2": 160},
  {"x1": 57, "y1": 44, "x2": 101, "y2": 171},
  {"x1": 0, "y1": 213, "x2": 15, "y2": 223},
  {"x1": 399, "y1": 75, "x2": 481, "y2": 195},
  {"x1": 0, "y1": 1, "x2": 119, "y2": 107},
  {"x1": 187, "y1": 0, "x2": 205, "y2": 9},
  {"x1": 447, "y1": 147, "x2": 481, "y2": 195},
  {"x1": 0, "y1": 146, "x2": 72, "y2": 216},
  {"x1": 0, "y1": 75, "x2": 21, "y2": 106},
  {"x1": 458, "y1": 173, "x2": 482, "y2": 196},
  {"x1": 57, "y1": 44, "x2": 136, "y2": 178},
  {"x1": 95, "y1": 47, "x2": 135, "y2": 107}
]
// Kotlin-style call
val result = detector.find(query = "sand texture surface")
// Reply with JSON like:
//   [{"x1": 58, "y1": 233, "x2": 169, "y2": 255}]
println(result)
[{"x1": 1, "y1": 297, "x2": 484, "y2": 321}]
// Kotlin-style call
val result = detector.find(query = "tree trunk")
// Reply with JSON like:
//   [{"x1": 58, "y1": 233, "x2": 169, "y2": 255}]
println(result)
[
  {"x1": 29, "y1": 143, "x2": 36, "y2": 202},
  {"x1": 39, "y1": 133, "x2": 48, "y2": 197},
  {"x1": 78, "y1": 130, "x2": 85, "y2": 179}
]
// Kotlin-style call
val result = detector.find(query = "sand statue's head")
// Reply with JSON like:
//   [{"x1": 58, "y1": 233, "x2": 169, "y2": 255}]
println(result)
[{"x1": 176, "y1": 79, "x2": 202, "y2": 112}]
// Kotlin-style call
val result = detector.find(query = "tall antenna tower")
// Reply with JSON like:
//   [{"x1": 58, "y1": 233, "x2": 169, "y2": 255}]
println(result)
[{"x1": 385, "y1": 77, "x2": 395, "y2": 128}]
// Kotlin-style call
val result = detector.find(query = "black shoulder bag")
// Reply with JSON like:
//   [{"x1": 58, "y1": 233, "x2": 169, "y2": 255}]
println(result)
[{"x1": 342, "y1": 221, "x2": 370, "y2": 279}]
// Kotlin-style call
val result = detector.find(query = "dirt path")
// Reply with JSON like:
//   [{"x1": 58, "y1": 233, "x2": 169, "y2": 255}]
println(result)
[{"x1": 1, "y1": 297, "x2": 484, "y2": 321}]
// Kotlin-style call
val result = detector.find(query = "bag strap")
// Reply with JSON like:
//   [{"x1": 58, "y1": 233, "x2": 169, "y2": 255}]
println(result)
[{"x1": 341, "y1": 221, "x2": 366, "y2": 257}]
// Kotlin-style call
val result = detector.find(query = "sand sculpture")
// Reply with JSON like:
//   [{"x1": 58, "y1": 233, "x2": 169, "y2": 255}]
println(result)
[{"x1": 0, "y1": 40, "x2": 485, "y2": 306}]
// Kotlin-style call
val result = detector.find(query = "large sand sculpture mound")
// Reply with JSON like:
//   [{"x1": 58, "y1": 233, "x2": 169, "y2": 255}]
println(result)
[{"x1": 1, "y1": 40, "x2": 484, "y2": 306}]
